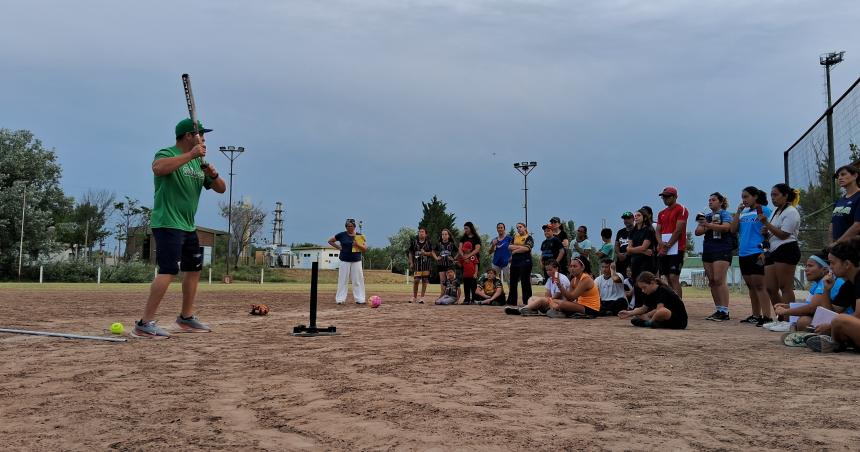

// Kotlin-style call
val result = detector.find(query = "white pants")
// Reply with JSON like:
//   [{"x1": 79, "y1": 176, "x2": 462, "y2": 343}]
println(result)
[{"x1": 336, "y1": 260, "x2": 365, "y2": 304}]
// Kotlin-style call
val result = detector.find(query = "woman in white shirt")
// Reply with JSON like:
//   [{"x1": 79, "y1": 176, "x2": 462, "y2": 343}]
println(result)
[{"x1": 759, "y1": 183, "x2": 801, "y2": 332}]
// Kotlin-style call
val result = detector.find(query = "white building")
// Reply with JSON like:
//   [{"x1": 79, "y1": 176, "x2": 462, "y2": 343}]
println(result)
[{"x1": 291, "y1": 246, "x2": 342, "y2": 270}]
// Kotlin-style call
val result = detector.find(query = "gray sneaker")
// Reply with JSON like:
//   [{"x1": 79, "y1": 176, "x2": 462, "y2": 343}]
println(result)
[
  {"x1": 519, "y1": 307, "x2": 543, "y2": 316},
  {"x1": 175, "y1": 315, "x2": 211, "y2": 333},
  {"x1": 546, "y1": 309, "x2": 569, "y2": 319},
  {"x1": 133, "y1": 320, "x2": 170, "y2": 339},
  {"x1": 806, "y1": 335, "x2": 842, "y2": 353}
]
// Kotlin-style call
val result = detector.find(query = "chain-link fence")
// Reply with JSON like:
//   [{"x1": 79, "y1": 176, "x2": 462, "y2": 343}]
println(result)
[{"x1": 785, "y1": 75, "x2": 860, "y2": 257}]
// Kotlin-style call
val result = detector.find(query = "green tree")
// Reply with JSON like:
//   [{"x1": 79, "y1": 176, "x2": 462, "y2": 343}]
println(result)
[
  {"x1": 387, "y1": 226, "x2": 417, "y2": 273},
  {"x1": 219, "y1": 199, "x2": 266, "y2": 267},
  {"x1": 417, "y1": 195, "x2": 459, "y2": 244},
  {"x1": 54, "y1": 189, "x2": 115, "y2": 258},
  {"x1": 363, "y1": 246, "x2": 389, "y2": 270},
  {"x1": 0, "y1": 129, "x2": 71, "y2": 276},
  {"x1": 113, "y1": 196, "x2": 151, "y2": 261}
]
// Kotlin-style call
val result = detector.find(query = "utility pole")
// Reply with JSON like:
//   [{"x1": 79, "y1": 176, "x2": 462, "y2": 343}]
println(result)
[
  {"x1": 219, "y1": 146, "x2": 245, "y2": 279},
  {"x1": 513, "y1": 162, "x2": 537, "y2": 229},
  {"x1": 821, "y1": 51, "x2": 845, "y2": 202},
  {"x1": 17, "y1": 182, "x2": 28, "y2": 281}
]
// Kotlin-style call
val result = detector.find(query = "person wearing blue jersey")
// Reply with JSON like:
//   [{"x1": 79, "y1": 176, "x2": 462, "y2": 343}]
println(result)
[
  {"x1": 730, "y1": 186, "x2": 773, "y2": 326},
  {"x1": 695, "y1": 192, "x2": 735, "y2": 321},
  {"x1": 775, "y1": 253, "x2": 846, "y2": 337}
]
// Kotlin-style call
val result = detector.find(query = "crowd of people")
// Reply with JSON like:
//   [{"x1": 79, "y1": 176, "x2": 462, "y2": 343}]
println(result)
[{"x1": 330, "y1": 169, "x2": 860, "y2": 354}]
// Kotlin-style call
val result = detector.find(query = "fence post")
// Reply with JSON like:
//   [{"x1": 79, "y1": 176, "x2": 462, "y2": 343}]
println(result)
[
  {"x1": 154, "y1": 267, "x2": 157, "y2": 280},
  {"x1": 208, "y1": 268, "x2": 212, "y2": 285},
  {"x1": 260, "y1": 267, "x2": 264, "y2": 284},
  {"x1": 39, "y1": 265, "x2": 43, "y2": 284},
  {"x1": 97, "y1": 267, "x2": 101, "y2": 285}
]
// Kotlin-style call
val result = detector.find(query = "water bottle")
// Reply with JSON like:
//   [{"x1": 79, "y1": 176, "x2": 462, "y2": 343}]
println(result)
[{"x1": 712, "y1": 212, "x2": 722, "y2": 240}]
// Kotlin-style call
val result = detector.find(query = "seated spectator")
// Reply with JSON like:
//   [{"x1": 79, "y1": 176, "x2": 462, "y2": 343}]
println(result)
[
  {"x1": 436, "y1": 269, "x2": 460, "y2": 305},
  {"x1": 623, "y1": 266, "x2": 635, "y2": 308},
  {"x1": 475, "y1": 268, "x2": 505, "y2": 306},
  {"x1": 595, "y1": 258, "x2": 628, "y2": 316},
  {"x1": 505, "y1": 261, "x2": 569, "y2": 316},
  {"x1": 801, "y1": 241, "x2": 860, "y2": 352},
  {"x1": 549, "y1": 257, "x2": 603, "y2": 318},
  {"x1": 774, "y1": 254, "x2": 845, "y2": 334},
  {"x1": 618, "y1": 271, "x2": 688, "y2": 329}
]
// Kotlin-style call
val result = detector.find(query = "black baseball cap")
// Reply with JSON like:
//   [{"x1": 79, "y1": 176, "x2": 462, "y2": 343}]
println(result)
[
  {"x1": 541, "y1": 224, "x2": 552, "y2": 231},
  {"x1": 621, "y1": 211, "x2": 633, "y2": 219},
  {"x1": 549, "y1": 217, "x2": 561, "y2": 223}
]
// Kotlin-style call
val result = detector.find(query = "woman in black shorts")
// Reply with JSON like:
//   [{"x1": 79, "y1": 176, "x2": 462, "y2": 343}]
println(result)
[
  {"x1": 730, "y1": 186, "x2": 774, "y2": 326},
  {"x1": 760, "y1": 183, "x2": 802, "y2": 332},
  {"x1": 695, "y1": 192, "x2": 734, "y2": 321},
  {"x1": 432, "y1": 228, "x2": 459, "y2": 296},
  {"x1": 618, "y1": 271, "x2": 688, "y2": 329}
]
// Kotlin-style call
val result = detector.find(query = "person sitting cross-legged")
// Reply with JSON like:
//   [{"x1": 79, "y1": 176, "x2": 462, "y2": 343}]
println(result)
[
  {"x1": 436, "y1": 268, "x2": 461, "y2": 305},
  {"x1": 545, "y1": 257, "x2": 603, "y2": 318},
  {"x1": 595, "y1": 258, "x2": 629, "y2": 316},
  {"x1": 774, "y1": 253, "x2": 848, "y2": 337},
  {"x1": 505, "y1": 261, "x2": 569, "y2": 316},
  {"x1": 618, "y1": 271, "x2": 688, "y2": 329},
  {"x1": 475, "y1": 268, "x2": 506, "y2": 306}
]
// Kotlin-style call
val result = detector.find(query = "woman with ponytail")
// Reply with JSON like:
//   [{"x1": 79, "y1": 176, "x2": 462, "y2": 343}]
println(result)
[
  {"x1": 695, "y1": 192, "x2": 734, "y2": 321},
  {"x1": 759, "y1": 184, "x2": 802, "y2": 332},
  {"x1": 730, "y1": 186, "x2": 774, "y2": 326},
  {"x1": 617, "y1": 271, "x2": 688, "y2": 329}
]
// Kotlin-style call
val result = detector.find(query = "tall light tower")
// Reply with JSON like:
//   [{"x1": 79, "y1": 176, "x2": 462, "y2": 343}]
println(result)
[
  {"x1": 821, "y1": 51, "x2": 845, "y2": 201},
  {"x1": 219, "y1": 146, "x2": 244, "y2": 278},
  {"x1": 513, "y1": 162, "x2": 537, "y2": 229}
]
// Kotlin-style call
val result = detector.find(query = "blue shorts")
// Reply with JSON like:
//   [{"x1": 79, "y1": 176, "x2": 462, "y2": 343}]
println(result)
[{"x1": 153, "y1": 228, "x2": 203, "y2": 275}]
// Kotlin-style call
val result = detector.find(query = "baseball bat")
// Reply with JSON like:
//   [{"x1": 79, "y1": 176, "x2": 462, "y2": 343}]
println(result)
[{"x1": 181, "y1": 73, "x2": 209, "y2": 168}]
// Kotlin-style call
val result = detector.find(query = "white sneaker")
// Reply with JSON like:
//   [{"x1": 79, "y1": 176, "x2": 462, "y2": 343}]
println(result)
[
  {"x1": 761, "y1": 320, "x2": 778, "y2": 329},
  {"x1": 336, "y1": 300, "x2": 345, "y2": 305},
  {"x1": 355, "y1": 300, "x2": 366, "y2": 305},
  {"x1": 767, "y1": 321, "x2": 791, "y2": 332}
]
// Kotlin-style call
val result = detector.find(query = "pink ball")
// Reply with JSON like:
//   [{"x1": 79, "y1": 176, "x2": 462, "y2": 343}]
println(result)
[{"x1": 370, "y1": 295, "x2": 382, "y2": 308}]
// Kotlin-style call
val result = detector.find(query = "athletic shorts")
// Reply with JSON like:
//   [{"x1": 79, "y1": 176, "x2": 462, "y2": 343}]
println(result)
[
  {"x1": 600, "y1": 298, "x2": 628, "y2": 315},
  {"x1": 659, "y1": 253, "x2": 684, "y2": 276},
  {"x1": 153, "y1": 228, "x2": 203, "y2": 275},
  {"x1": 739, "y1": 254, "x2": 765, "y2": 276},
  {"x1": 702, "y1": 250, "x2": 733, "y2": 264},
  {"x1": 766, "y1": 241, "x2": 801, "y2": 266}
]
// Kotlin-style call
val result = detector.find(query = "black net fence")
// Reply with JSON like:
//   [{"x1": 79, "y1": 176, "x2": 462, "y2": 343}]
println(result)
[{"x1": 785, "y1": 75, "x2": 860, "y2": 256}]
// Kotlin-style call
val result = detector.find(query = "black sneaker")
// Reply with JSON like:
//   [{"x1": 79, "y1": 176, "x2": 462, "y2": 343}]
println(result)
[
  {"x1": 705, "y1": 311, "x2": 720, "y2": 321},
  {"x1": 739, "y1": 315, "x2": 759, "y2": 324},
  {"x1": 712, "y1": 311, "x2": 730, "y2": 322},
  {"x1": 756, "y1": 316, "x2": 773, "y2": 327},
  {"x1": 631, "y1": 318, "x2": 648, "y2": 327}
]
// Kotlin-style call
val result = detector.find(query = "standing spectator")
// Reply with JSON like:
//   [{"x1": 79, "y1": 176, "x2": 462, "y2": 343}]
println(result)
[
  {"x1": 694, "y1": 192, "x2": 734, "y2": 322},
  {"x1": 432, "y1": 228, "x2": 459, "y2": 296},
  {"x1": 730, "y1": 186, "x2": 773, "y2": 326},
  {"x1": 627, "y1": 209, "x2": 658, "y2": 282},
  {"x1": 459, "y1": 222, "x2": 482, "y2": 304},
  {"x1": 540, "y1": 224, "x2": 565, "y2": 271},
  {"x1": 549, "y1": 217, "x2": 571, "y2": 275},
  {"x1": 595, "y1": 259, "x2": 628, "y2": 316},
  {"x1": 760, "y1": 183, "x2": 802, "y2": 332},
  {"x1": 831, "y1": 165, "x2": 860, "y2": 243},
  {"x1": 656, "y1": 186, "x2": 689, "y2": 297},
  {"x1": 459, "y1": 241, "x2": 479, "y2": 304},
  {"x1": 571, "y1": 226, "x2": 592, "y2": 262},
  {"x1": 408, "y1": 227, "x2": 433, "y2": 304},
  {"x1": 488, "y1": 222, "x2": 513, "y2": 286},
  {"x1": 475, "y1": 268, "x2": 505, "y2": 305},
  {"x1": 507, "y1": 222, "x2": 534, "y2": 306},
  {"x1": 596, "y1": 228, "x2": 615, "y2": 261},
  {"x1": 328, "y1": 219, "x2": 367, "y2": 305},
  {"x1": 615, "y1": 211, "x2": 635, "y2": 277}
]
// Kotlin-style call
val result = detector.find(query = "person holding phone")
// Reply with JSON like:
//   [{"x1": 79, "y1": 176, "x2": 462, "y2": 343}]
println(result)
[
  {"x1": 730, "y1": 187, "x2": 773, "y2": 326},
  {"x1": 759, "y1": 184, "x2": 802, "y2": 332},
  {"x1": 505, "y1": 261, "x2": 570, "y2": 315},
  {"x1": 695, "y1": 192, "x2": 734, "y2": 321}
]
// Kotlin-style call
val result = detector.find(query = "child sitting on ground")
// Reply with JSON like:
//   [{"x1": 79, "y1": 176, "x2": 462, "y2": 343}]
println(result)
[
  {"x1": 475, "y1": 268, "x2": 505, "y2": 305},
  {"x1": 618, "y1": 271, "x2": 688, "y2": 329},
  {"x1": 436, "y1": 268, "x2": 461, "y2": 305}
]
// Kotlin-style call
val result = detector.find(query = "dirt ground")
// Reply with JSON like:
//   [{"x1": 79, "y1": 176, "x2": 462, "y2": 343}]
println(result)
[{"x1": 1, "y1": 284, "x2": 859, "y2": 452}]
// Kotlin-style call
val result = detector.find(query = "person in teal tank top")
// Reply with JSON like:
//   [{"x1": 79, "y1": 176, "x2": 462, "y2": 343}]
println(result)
[{"x1": 133, "y1": 118, "x2": 227, "y2": 339}]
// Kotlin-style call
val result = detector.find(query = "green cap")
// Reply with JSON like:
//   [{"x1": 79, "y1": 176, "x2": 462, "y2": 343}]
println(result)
[{"x1": 175, "y1": 118, "x2": 213, "y2": 138}]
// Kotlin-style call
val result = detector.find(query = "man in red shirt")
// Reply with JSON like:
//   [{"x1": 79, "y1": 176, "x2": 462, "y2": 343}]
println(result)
[{"x1": 656, "y1": 186, "x2": 689, "y2": 297}]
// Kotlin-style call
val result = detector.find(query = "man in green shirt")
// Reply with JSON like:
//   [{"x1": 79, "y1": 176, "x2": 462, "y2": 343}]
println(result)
[{"x1": 133, "y1": 118, "x2": 226, "y2": 339}]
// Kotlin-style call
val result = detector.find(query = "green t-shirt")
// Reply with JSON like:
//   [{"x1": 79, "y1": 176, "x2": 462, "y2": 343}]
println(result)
[
  {"x1": 598, "y1": 242, "x2": 615, "y2": 261},
  {"x1": 150, "y1": 146, "x2": 213, "y2": 232}
]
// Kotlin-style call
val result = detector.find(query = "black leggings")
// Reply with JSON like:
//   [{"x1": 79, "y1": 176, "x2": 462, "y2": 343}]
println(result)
[
  {"x1": 463, "y1": 277, "x2": 477, "y2": 303},
  {"x1": 507, "y1": 265, "x2": 533, "y2": 306}
]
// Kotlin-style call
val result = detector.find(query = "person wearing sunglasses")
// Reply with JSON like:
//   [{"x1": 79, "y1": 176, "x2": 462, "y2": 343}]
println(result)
[{"x1": 328, "y1": 218, "x2": 367, "y2": 305}]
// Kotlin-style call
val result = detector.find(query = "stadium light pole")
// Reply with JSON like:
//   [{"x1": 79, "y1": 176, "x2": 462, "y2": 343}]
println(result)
[
  {"x1": 219, "y1": 146, "x2": 245, "y2": 277},
  {"x1": 513, "y1": 162, "x2": 537, "y2": 229},
  {"x1": 821, "y1": 51, "x2": 845, "y2": 201}
]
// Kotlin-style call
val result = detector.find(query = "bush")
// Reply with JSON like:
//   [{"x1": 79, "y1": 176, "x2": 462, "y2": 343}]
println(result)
[{"x1": 103, "y1": 261, "x2": 155, "y2": 283}]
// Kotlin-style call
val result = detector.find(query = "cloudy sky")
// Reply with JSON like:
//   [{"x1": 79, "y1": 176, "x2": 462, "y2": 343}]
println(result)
[{"x1": 3, "y1": 0, "x2": 860, "y2": 247}]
